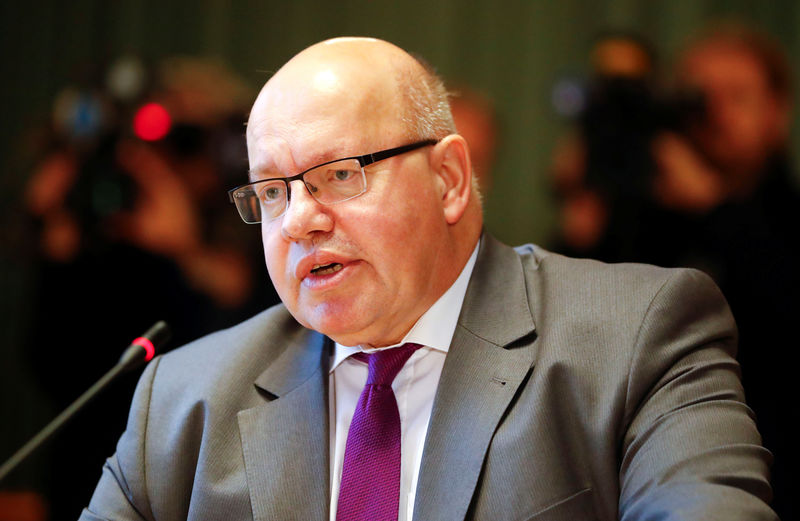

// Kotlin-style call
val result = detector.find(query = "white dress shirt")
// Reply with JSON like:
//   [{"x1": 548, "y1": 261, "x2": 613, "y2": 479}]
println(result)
[{"x1": 328, "y1": 242, "x2": 479, "y2": 521}]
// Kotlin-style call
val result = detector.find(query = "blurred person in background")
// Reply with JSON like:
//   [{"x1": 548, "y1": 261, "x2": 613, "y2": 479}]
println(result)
[
  {"x1": 652, "y1": 24, "x2": 799, "y2": 520},
  {"x1": 550, "y1": 30, "x2": 688, "y2": 261},
  {"x1": 2, "y1": 56, "x2": 279, "y2": 520},
  {"x1": 449, "y1": 85, "x2": 499, "y2": 194},
  {"x1": 551, "y1": 23, "x2": 798, "y2": 519},
  {"x1": 25, "y1": 56, "x2": 265, "y2": 311}
]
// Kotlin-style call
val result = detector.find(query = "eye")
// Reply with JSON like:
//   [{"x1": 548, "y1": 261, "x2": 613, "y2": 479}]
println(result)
[
  {"x1": 258, "y1": 184, "x2": 285, "y2": 202},
  {"x1": 332, "y1": 169, "x2": 356, "y2": 182}
]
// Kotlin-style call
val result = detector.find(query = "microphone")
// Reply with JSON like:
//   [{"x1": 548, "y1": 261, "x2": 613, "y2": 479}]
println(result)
[
  {"x1": 117, "y1": 320, "x2": 171, "y2": 370},
  {"x1": 0, "y1": 321, "x2": 171, "y2": 482}
]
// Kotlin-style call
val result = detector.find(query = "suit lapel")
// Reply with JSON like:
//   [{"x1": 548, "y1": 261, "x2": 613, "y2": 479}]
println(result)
[
  {"x1": 237, "y1": 328, "x2": 331, "y2": 521},
  {"x1": 413, "y1": 234, "x2": 538, "y2": 521}
]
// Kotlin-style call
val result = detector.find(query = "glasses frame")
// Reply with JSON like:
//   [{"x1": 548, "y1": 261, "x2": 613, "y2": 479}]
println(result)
[{"x1": 228, "y1": 139, "x2": 438, "y2": 223}]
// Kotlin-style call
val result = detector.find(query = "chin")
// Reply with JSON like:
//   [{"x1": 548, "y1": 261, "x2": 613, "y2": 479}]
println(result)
[
  {"x1": 314, "y1": 325, "x2": 368, "y2": 348},
  {"x1": 297, "y1": 305, "x2": 372, "y2": 346}
]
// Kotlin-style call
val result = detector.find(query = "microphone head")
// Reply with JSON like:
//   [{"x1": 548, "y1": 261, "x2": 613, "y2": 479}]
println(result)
[
  {"x1": 141, "y1": 320, "x2": 172, "y2": 351},
  {"x1": 119, "y1": 321, "x2": 172, "y2": 370}
]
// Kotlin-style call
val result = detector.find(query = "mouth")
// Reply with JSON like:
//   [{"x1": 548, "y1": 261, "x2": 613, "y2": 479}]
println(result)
[
  {"x1": 300, "y1": 259, "x2": 357, "y2": 291},
  {"x1": 310, "y1": 262, "x2": 343, "y2": 276},
  {"x1": 295, "y1": 252, "x2": 356, "y2": 288}
]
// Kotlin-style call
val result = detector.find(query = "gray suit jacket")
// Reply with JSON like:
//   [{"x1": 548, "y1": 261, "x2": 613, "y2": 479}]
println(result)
[{"x1": 80, "y1": 234, "x2": 776, "y2": 520}]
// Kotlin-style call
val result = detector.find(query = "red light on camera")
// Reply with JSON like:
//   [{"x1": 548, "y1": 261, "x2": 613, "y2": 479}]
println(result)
[{"x1": 133, "y1": 102, "x2": 171, "y2": 141}]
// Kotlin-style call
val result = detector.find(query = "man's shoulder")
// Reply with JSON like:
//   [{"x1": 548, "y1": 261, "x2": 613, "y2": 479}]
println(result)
[
  {"x1": 163, "y1": 303, "x2": 297, "y2": 363},
  {"x1": 505, "y1": 239, "x2": 727, "y2": 326},
  {"x1": 500, "y1": 239, "x2": 736, "y2": 401},
  {"x1": 145, "y1": 303, "x2": 312, "y2": 405},
  {"x1": 513, "y1": 240, "x2": 713, "y2": 294}
]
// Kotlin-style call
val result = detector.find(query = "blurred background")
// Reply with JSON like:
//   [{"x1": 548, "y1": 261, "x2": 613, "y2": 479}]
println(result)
[{"x1": 1, "y1": 1, "x2": 798, "y2": 520}]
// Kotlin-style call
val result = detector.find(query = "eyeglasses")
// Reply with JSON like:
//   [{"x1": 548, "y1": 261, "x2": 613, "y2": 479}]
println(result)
[{"x1": 228, "y1": 139, "x2": 437, "y2": 223}]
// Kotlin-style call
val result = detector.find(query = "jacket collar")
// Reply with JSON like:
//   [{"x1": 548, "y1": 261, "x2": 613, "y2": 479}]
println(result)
[
  {"x1": 412, "y1": 232, "x2": 538, "y2": 521},
  {"x1": 239, "y1": 327, "x2": 331, "y2": 521}
]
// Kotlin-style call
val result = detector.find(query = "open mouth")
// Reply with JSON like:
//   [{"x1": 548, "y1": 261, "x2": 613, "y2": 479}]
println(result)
[{"x1": 310, "y1": 262, "x2": 343, "y2": 276}]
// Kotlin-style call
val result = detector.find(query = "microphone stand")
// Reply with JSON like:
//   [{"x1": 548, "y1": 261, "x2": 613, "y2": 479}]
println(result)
[{"x1": 0, "y1": 321, "x2": 170, "y2": 482}]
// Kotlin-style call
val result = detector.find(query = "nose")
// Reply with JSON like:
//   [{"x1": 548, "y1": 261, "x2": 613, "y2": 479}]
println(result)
[{"x1": 280, "y1": 180, "x2": 334, "y2": 240}]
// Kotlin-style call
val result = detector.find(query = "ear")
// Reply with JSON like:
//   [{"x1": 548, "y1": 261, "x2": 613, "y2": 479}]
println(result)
[{"x1": 430, "y1": 134, "x2": 473, "y2": 224}]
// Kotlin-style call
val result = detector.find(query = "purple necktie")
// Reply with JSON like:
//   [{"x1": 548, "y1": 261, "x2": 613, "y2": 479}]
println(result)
[{"x1": 336, "y1": 343, "x2": 421, "y2": 521}]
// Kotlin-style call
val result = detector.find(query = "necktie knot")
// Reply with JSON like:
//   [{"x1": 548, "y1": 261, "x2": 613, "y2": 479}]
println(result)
[{"x1": 353, "y1": 343, "x2": 421, "y2": 386}]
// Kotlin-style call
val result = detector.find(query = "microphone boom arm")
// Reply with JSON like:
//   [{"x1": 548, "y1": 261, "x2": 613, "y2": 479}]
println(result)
[{"x1": 0, "y1": 320, "x2": 170, "y2": 482}]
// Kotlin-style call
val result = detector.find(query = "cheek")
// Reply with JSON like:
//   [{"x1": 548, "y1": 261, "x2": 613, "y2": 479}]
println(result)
[
  {"x1": 360, "y1": 199, "x2": 443, "y2": 286},
  {"x1": 261, "y1": 224, "x2": 293, "y2": 297},
  {"x1": 355, "y1": 193, "x2": 433, "y2": 245},
  {"x1": 719, "y1": 107, "x2": 769, "y2": 153}
]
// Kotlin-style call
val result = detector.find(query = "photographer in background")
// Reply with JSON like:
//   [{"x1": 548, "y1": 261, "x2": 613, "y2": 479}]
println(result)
[
  {"x1": 9, "y1": 56, "x2": 279, "y2": 520},
  {"x1": 652, "y1": 25, "x2": 798, "y2": 520},
  {"x1": 449, "y1": 84, "x2": 499, "y2": 194},
  {"x1": 551, "y1": 31, "x2": 705, "y2": 262},
  {"x1": 551, "y1": 24, "x2": 798, "y2": 519},
  {"x1": 25, "y1": 57, "x2": 264, "y2": 310}
]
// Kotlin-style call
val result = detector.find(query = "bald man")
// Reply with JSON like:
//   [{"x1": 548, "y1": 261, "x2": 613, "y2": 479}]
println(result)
[{"x1": 80, "y1": 38, "x2": 776, "y2": 521}]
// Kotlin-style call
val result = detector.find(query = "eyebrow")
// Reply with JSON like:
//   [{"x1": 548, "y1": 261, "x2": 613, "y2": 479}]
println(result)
[
  {"x1": 248, "y1": 167, "x2": 278, "y2": 183},
  {"x1": 247, "y1": 146, "x2": 350, "y2": 182}
]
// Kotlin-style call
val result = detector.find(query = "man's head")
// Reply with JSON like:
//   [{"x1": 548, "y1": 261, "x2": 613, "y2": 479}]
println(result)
[
  {"x1": 676, "y1": 24, "x2": 793, "y2": 183},
  {"x1": 246, "y1": 37, "x2": 483, "y2": 348}
]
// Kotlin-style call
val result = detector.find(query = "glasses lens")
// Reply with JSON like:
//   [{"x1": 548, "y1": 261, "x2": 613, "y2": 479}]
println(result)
[
  {"x1": 231, "y1": 180, "x2": 289, "y2": 223},
  {"x1": 231, "y1": 186, "x2": 261, "y2": 223},
  {"x1": 304, "y1": 159, "x2": 366, "y2": 204},
  {"x1": 255, "y1": 180, "x2": 289, "y2": 221}
]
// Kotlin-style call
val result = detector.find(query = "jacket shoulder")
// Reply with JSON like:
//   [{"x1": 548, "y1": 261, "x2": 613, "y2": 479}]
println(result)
[
  {"x1": 514, "y1": 243, "x2": 725, "y2": 312},
  {"x1": 146, "y1": 304, "x2": 310, "y2": 407},
  {"x1": 510, "y1": 243, "x2": 733, "y2": 364}
]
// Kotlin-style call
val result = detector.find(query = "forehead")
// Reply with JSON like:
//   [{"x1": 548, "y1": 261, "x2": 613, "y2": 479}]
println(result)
[
  {"x1": 682, "y1": 44, "x2": 768, "y2": 87},
  {"x1": 247, "y1": 66, "x2": 404, "y2": 177},
  {"x1": 247, "y1": 132, "x2": 354, "y2": 180}
]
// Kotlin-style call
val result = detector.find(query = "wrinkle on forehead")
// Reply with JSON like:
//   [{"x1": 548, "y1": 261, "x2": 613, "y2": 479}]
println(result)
[{"x1": 247, "y1": 130, "x2": 354, "y2": 181}]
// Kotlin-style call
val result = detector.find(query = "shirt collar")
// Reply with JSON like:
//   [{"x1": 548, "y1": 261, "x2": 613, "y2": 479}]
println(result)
[{"x1": 330, "y1": 240, "x2": 480, "y2": 373}]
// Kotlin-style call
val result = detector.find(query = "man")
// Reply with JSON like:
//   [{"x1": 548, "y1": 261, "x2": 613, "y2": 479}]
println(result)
[
  {"x1": 652, "y1": 24, "x2": 794, "y2": 214},
  {"x1": 80, "y1": 37, "x2": 776, "y2": 520},
  {"x1": 650, "y1": 25, "x2": 799, "y2": 520},
  {"x1": 448, "y1": 85, "x2": 498, "y2": 193}
]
